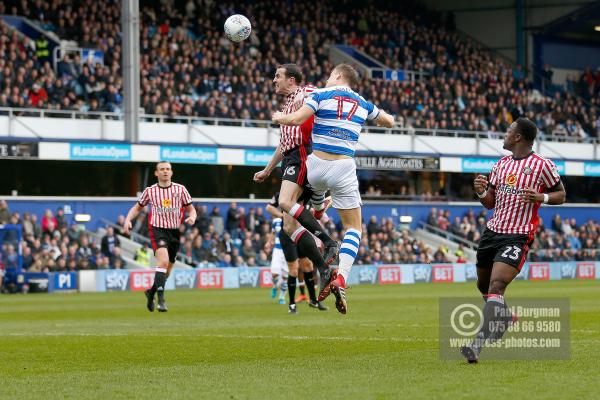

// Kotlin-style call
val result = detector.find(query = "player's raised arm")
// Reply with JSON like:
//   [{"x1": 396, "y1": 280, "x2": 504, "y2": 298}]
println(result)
[
  {"x1": 374, "y1": 110, "x2": 395, "y2": 128},
  {"x1": 254, "y1": 143, "x2": 284, "y2": 183},
  {"x1": 474, "y1": 175, "x2": 496, "y2": 209},
  {"x1": 520, "y1": 182, "x2": 566, "y2": 205},
  {"x1": 546, "y1": 181, "x2": 566, "y2": 205},
  {"x1": 266, "y1": 204, "x2": 283, "y2": 218},
  {"x1": 123, "y1": 203, "x2": 144, "y2": 234},
  {"x1": 184, "y1": 203, "x2": 197, "y2": 225},
  {"x1": 272, "y1": 104, "x2": 315, "y2": 126}
]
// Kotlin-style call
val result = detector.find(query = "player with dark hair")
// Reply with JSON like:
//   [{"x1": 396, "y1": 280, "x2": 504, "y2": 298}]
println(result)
[
  {"x1": 272, "y1": 63, "x2": 395, "y2": 314},
  {"x1": 461, "y1": 117, "x2": 566, "y2": 363},
  {"x1": 254, "y1": 63, "x2": 338, "y2": 295},
  {"x1": 123, "y1": 161, "x2": 196, "y2": 312}
]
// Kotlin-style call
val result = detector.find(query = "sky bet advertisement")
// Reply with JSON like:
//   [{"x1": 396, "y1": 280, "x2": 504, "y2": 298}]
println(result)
[{"x1": 22, "y1": 262, "x2": 600, "y2": 293}]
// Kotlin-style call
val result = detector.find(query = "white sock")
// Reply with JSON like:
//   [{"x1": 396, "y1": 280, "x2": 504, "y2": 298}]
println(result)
[
  {"x1": 338, "y1": 228, "x2": 361, "y2": 281},
  {"x1": 280, "y1": 275, "x2": 288, "y2": 298}
]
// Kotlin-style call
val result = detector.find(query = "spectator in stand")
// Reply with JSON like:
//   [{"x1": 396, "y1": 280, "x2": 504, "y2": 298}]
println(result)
[
  {"x1": 109, "y1": 246, "x2": 126, "y2": 269},
  {"x1": 449, "y1": 216, "x2": 462, "y2": 237},
  {"x1": 0, "y1": 2, "x2": 596, "y2": 141},
  {"x1": 0, "y1": 200, "x2": 10, "y2": 224},
  {"x1": 225, "y1": 202, "x2": 240, "y2": 237},
  {"x1": 455, "y1": 244, "x2": 467, "y2": 263},
  {"x1": 135, "y1": 242, "x2": 151, "y2": 267},
  {"x1": 437, "y1": 210, "x2": 450, "y2": 231},
  {"x1": 77, "y1": 234, "x2": 95, "y2": 265},
  {"x1": 433, "y1": 246, "x2": 449, "y2": 263},
  {"x1": 41, "y1": 209, "x2": 57, "y2": 233},
  {"x1": 367, "y1": 215, "x2": 380, "y2": 237},
  {"x1": 21, "y1": 212, "x2": 34, "y2": 237},
  {"x1": 427, "y1": 208, "x2": 438, "y2": 227},
  {"x1": 115, "y1": 215, "x2": 127, "y2": 235},
  {"x1": 552, "y1": 214, "x2": 563, "y2": 234},
  {"x1": 101, "y1": 226, "x2": 121, "y2": 257},
  {"x1": 195, "y1": 205, "x2": 211, "y2": 235},
  {"x1": 241, "y1": 238, "x2": 257, "y2": 261},
  {"x1": 67, "y1": 223, "x2": 80, "y2": 242},
  {"x1": 5, "y1": 204, "x2": 598, "y2": 281},
  {"x1": 22, "y1": 245, "x2": 34, "y2": 269},
  {"x1": 55, "y1": 207, "x2": 68, "y2": 230},
  {"x1": 210, "y1": 207, "x2": 224, "y2": 235},
  {"x1": 428, "y1": 209, "x2": 598, "y2": 263},
  {"x1": 218, "y1": 253, "x2": 234, "y2": 268},
  {"x1": 96, "y1": 254, "x2": 111, "y2": 270}
]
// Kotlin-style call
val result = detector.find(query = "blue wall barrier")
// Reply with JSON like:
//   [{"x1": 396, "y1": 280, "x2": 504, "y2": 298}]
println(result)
[{"x1": 17, "y1": 262, "x2": 599, "y2": 293}]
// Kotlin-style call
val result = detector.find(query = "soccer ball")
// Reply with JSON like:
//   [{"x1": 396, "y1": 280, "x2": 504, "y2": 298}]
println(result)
[{"x1": 224, "y1": 14, "x2": 252, "y2": 43}]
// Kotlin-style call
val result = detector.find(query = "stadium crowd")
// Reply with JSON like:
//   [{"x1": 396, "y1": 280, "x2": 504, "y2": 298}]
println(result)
[
  {"x1": 0, "y1": 200, "x2": 448, "y2": 280},
  {"x1": 0, "y1": 201, "x2": 128, "y2": 277},
  {"x1": 1, "y1": 200, "x2": 598, "y2": 292},
  {"x1": 425, "y1": 207, "x2": 600, "y2": 261},
  {"x1": 0, "y1": 0, "x2": 598, "y2": 140},
  {"x1": 116, "y1": 202, "x2": 451, "y2": 268}
]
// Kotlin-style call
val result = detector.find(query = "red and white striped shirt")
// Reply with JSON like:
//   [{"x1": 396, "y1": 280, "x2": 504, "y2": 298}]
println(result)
[
  {"x1": 138, "y1": 182, "x2": 193, "y2": 229},
  {"x1": 488, "y1": 152, "x2": 561, "y2": 235},
  {"x1": 280, "y1": 85, "x2": 316, "y2": 154}
]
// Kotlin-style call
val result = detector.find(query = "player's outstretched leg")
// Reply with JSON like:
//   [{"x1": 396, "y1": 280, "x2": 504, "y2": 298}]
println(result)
[
  {"x1": 287, "y1": 273, "x2": 298, "y2": 314},
  {"x1": 271, "y1": 273, "x2": 279, "y2": 299},
  {"x1": 305, "y1": 270, "x2": 328, "y2": 311},
  {"x1": 147, "y1": 248, "x2": 170, "y2": 312},
  {"x1": 278, "y1": 272, "x2": 288, "y2": 305},
  {"x1": 461, "y1": 262, "x2": 519, "y2": 363},
  {"x1": 476, "y1": 266, "x2": 492, "y2": 303},
  {"x1": 155, "y1": 269, "x2": 168, "y2": 312},
  {"x1": 144, "y1": 289, "x2": 155, "y2": 312},
  {"x1": 279, "y1": 181, "x2": 339, "y2": 266},
  {"x1": 311, "y1": 193, "x2": 332, "y2": 220},
  {"x1": 296, "y1": 270, "x2": 307, "y2": 303},
  {"x1": 288, "y1": 202, "x2": 339, "y2": 265},
  {"x1": 289, "y1": 224, "x2": 333, "y2": 291},
  {"x1": 323, "y1": 207, "x2": 362, "y2": 314},
  {"x1": 328, "y1": 227, "x2": 361, "y2": 314}
]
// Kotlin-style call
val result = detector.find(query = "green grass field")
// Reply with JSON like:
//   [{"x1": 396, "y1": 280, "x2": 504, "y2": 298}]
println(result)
[{"x1": 1, "y1": 280, "x2": 599, "y2": 399}]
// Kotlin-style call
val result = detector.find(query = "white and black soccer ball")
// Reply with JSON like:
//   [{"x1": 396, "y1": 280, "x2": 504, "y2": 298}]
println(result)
[{"x1": 224, "y1": 14, "x2": 251, "y2": 43}]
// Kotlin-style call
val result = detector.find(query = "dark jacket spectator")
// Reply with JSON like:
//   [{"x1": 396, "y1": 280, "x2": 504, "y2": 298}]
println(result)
[{"x1": 101, "y1": 226, "x2": 121, "y2": 257}]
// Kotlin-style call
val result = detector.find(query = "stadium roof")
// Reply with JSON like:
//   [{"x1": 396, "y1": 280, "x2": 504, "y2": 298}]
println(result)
[{"x1": 538, "y1": 1, "x2": 600, "y2": 41}]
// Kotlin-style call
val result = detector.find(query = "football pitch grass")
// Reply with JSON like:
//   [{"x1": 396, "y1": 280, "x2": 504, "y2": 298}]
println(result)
[{"x1": 1, "y1": 280, "x2": 598, "y2": 399}]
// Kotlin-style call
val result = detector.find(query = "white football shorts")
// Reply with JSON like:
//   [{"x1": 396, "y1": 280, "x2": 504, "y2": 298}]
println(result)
[
  {"x1": 306, "y1": 153, "x2": 362, "y2": 210},
  {"x1": 270, "y1": 247, "x2": 288, "y2": 275}
]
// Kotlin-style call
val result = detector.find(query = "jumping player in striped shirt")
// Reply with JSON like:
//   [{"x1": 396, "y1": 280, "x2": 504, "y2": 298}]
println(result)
[
  {"x1": 461, "y1": 117, "x2": 566, "y2": 363},
  {"x1": 272, "y1": 64, "x2": 395, "y2": 313},
  {"x1": 254, "y1": 64, "x2": 339, "y2": 297},
  {"x1": 123, "y1": 161, "x2": 196, "y2": 312}
]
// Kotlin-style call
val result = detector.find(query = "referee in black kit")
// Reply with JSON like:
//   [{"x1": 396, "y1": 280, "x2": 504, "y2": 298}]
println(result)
[{"x1": 123, "y1": 161, "x2": 196, "y2": 312}]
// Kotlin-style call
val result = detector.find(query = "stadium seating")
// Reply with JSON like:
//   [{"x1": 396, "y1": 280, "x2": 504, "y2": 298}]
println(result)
[
  {"x1": 422, "y1": 207, "x2": 600, "y2": 262},
  {"x1": 0, "y1": 0, "x2": 598, "y2": 139},
  {"x1": 5, "y1": 200, "x2": 598, "y2": 276}
]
